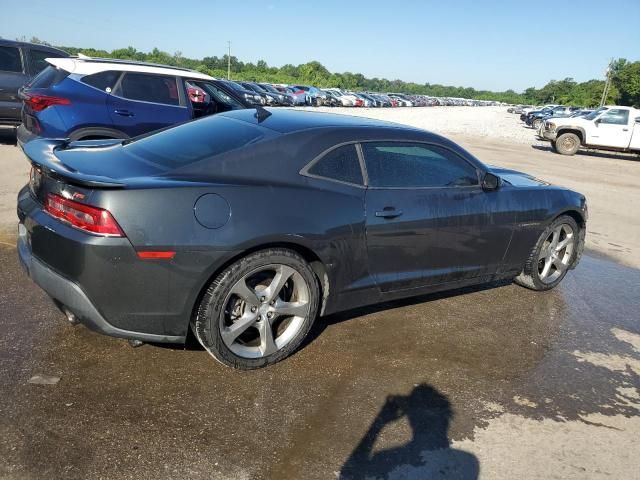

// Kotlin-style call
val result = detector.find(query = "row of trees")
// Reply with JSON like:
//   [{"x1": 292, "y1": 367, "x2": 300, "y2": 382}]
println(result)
[{"x1": 26, "y1": 38, "x2": 640, "y2": 107}]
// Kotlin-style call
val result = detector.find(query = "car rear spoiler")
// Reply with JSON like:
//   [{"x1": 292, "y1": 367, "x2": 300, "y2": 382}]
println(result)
[{"x1": 21, "y1": 139, "x2": 126, "y2": 188}]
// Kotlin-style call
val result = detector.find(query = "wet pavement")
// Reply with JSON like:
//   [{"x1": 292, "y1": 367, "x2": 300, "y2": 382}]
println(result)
[{"x1": 0, "y1": 241, "x2": 638, "y2": 479}]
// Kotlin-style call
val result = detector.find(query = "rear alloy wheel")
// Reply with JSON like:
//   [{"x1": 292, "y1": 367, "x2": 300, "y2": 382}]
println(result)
[
  {"x1": 555, "y1": 133, "x2": 580, "y2": 155},
  {"x1": 515, "y1": 215, "x2": 579, "y2": 291},
  {"x1": 192, "y1": 249, "x2": 319, "y2": 369}
]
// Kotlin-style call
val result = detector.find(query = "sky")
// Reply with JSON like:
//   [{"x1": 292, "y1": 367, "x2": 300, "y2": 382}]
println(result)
[{"x1": 1, "y1": 0, "x2": 639, "y2": 92}]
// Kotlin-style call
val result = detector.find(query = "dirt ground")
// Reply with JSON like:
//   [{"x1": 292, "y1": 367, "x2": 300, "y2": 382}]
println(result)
[{"x1": 0, "y1": 111, "x2": 638, "y2": 480}]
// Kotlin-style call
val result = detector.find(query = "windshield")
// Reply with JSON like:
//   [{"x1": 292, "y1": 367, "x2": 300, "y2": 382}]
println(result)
[{"x1": 583, "y1": 107, "x2": 608, "y2": 120}]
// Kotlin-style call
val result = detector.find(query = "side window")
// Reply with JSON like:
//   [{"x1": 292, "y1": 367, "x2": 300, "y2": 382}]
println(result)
[
  {"x1": 0, "y1": 46, "x2": 23, "y2": 73},
  {"x1": 28, "y1": 49, "x2": 64, "y2": 75},
  {"x1": 81, "y1": 71, "x2": 121, "y2": 92},
  {"x1": 117, "y1": 73, "x2": 180, "y2": 106},
  {"x1": 362, "y1": 142, "x2": 479, "y2": 188},
  {"x1": 307, "y1": 144, "x2": 363, "y2": 185},
  {"x1": 599, "y1": 109, "x2": 629, "y2": 125}
]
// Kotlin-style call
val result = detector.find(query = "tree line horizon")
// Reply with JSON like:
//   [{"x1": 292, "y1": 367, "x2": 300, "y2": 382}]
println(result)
[{"x1": 19, "y1": 38, "x2": 640, "y2": 108}]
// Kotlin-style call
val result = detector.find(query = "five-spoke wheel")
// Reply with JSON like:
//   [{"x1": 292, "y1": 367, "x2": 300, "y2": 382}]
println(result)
[
  {"x1": 192, "y1": 248, "x2": 319, "y2": 369},
  {"x1": 515, "y1": 215, "x2": 580, "y2": 291},
  {"x1": 221, "y1": 264, "x2": 311, "y2": 359},
  {"x1": 537, "y1": 224, "x2": 575, "y2": 284}
]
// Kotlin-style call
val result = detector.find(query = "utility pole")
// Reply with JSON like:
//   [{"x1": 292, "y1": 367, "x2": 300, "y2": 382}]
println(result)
[
  {"x1": 227, "y1": 41, "x2": 231, "y2": 80},
  {"x1": 600, "y1": 59, "x2": 613, "y2": 107}
]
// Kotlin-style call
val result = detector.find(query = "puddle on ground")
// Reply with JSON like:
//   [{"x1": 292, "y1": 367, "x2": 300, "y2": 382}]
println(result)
[{"x1": 0, "y1": 245, "x2": 638, "y2": 479}]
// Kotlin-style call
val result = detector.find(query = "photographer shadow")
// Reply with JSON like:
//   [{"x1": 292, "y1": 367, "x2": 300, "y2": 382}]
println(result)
[{"x1": 340, "y1": 384, "x2": 478, "y2": 480}]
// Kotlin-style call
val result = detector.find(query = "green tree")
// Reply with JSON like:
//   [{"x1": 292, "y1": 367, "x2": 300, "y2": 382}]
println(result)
[{"x1": 612, "y1": 61, "x2": 640, "y2": 107}]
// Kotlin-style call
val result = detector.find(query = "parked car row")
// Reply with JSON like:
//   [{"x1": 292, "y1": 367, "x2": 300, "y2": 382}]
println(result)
[
  {"x1": 4, "y1": 38, "x2": 501, "y2": 145},
  {"x1": 508, "y1": 104, "x2": 593, "y2": 129}
]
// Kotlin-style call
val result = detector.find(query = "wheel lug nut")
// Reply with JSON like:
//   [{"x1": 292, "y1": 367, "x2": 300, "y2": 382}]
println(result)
[
  {"x1": 260, "y1": 296, "x2": 266, "y2": 302},
  {"x1": 267, "y1": 312, "x2": 273, "y2": 319},
  {"x1": 270, "y1": 300, "x2": 275, "y2": 305},
  {"x1": 251, "y1": 306, "x2": 257, "y2": 313},
  {"x1": 257, "y1": 315, "x2": 261, "y2": 321}
]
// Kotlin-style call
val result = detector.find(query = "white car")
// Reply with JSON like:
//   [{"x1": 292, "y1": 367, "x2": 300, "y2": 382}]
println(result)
[
  {"x1": 540, "y1": 106, "x2": 640, "y2": 155},
  {"x1": 325, "y1": 88, "x2": 358, "y2": 107}
]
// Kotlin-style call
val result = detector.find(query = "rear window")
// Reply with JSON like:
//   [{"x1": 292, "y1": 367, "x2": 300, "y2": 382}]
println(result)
[
  {"x1": 0, "y1": 46, "x2": 22, "y2": 72},
  {"x1": 28, "y1": 66, "x2": 70, "y2": 88},
  {"x1": 122, "y1": 115, "x2": 269, "y2": 170},
  {"x1": 28, "y1": 49, "x2": 65, "y2": 75}
]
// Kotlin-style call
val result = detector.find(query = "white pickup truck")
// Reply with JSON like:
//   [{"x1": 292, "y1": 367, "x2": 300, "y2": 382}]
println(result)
[{"x1": 539, "y1": 106, "x2": 640, "y2": 155}]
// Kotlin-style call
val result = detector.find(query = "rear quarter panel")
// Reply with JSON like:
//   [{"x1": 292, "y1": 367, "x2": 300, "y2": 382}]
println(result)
[
  {"x1": 93, "y1": 177, "x2": 367, "y2": 323},
  {"x1": 46, "y1": 77, "x2": 112, "y2": 135}
]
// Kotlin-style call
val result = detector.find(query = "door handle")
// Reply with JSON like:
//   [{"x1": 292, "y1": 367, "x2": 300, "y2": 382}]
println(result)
[
  {"x1": 375, "y1": 208, "x2": 403, "y2": 219},
  {"x1": 114, "y1": 109, "x2": 134, "y2": 117},
  {"x1": 622, "y1": 128, "x2": 629, "y2": 131}
]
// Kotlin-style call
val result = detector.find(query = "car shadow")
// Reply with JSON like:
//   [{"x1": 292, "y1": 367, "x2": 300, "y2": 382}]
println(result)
[
  {"x1": 152, "y1": 279, "x2": 513, "y2": 354},
  {"x1": 303, "y1": 279, "x2": 512, "y2": 350},
  {"x1": 0, "y1": 129, "x2": 17, "y2": 146},
  {"x1": 339, "y1": 383, "x2": 479, "y2": 480},
  {"x1": 531, "y1": 144, "x2": 639, "y2": 162}
]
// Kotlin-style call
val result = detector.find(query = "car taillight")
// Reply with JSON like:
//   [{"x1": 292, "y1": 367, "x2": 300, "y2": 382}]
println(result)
[
  {"x1": 45, "y1": 193, "x2": 124, "y2": 237},
  {"x1": 23, "y1": 94, "x2": 71, "y2": 112}
]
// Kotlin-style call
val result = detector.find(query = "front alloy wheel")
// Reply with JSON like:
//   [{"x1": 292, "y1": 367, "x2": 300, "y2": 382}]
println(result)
[
  {"x1": 515, "y1": 215, "x2": 580, "y2": 291},
  {"x1": 536, "y1": 224, "x2": 575, "y2": 284}
]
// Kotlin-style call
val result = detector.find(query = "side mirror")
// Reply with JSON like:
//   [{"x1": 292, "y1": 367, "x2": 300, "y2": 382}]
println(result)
[
  {"x1": 482, "y1": 172, "x2": 501, "y2": 191},
  {"x1": 594, "y1": 118, "x2": 601, "y2": 125},
  {"x1": 635, "y1": 117, "x2": 640, "y2": 124}
]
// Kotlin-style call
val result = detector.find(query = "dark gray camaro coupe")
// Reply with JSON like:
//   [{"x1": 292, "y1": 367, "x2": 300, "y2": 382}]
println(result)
[{"x1": 17, "y1": 108, "x2": 587, "y2": 369}]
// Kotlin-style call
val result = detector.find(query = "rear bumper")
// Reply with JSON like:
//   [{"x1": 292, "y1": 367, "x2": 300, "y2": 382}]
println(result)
[{"x1": 18, "y1": 233, "x2": 184, "y2": 343}]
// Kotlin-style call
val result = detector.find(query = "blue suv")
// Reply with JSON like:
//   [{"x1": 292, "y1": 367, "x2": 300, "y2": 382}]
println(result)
[{"x1": 17, "y1": 57, "x2": 256, "y2": 146}]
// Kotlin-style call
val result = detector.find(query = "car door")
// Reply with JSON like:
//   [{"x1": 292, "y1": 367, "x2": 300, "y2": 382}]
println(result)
[
  {"x1": 362, "y1": 141, "x2": 515, "y2": 292},
  {"x1": 107, "y1": 72, "x2": 190, "y2": 137},
  {"x1": 0, "y1": 45, "x2": 28, "y2": 124},
  {"x1": 587, "y1": 108, "x2": 633, "y2": 149}
]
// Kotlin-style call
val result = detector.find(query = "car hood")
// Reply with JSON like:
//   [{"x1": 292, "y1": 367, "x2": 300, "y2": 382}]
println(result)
[
  {"x1": 547, "y1": 116, "x2": 591, "y2": 127},
  {"x1": 487, "y1": 165, "x2": 551, "y2": 187}
]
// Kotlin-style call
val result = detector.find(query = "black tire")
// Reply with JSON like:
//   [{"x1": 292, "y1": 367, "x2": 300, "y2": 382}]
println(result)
[
  {"x1": 514, "y1": 215, "x2": 580, "y2": 291},
  {"x1": 192, "y1": 248, "x2": 320, "y2": 369},
  {"x1": 555, "y1": 133, "x2": 580, "y2": 155},
  {"x1": 550, "y1": 141, "x2": 558, "y2": 153}
]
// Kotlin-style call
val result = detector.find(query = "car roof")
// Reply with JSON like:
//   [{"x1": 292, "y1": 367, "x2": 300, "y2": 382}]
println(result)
[
  {"x1": 45, "y1": 57, "x2": 214, "y2": 81},
  {"x1": 217, "y1": 107, "x2": 421, "y2": 134},
  {"x1": 0, "y1": 39, "x2": 68, "y2": 56}
]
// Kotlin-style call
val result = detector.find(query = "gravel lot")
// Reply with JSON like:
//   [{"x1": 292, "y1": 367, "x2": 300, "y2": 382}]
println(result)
[{"x1": 303, "y1": 106, "x2": 539, "y2": 144}]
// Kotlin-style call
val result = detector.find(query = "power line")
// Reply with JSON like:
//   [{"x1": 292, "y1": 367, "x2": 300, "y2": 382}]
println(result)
[{"x1": 600, "y1": 58, "x2": 613, "y2": 107}]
